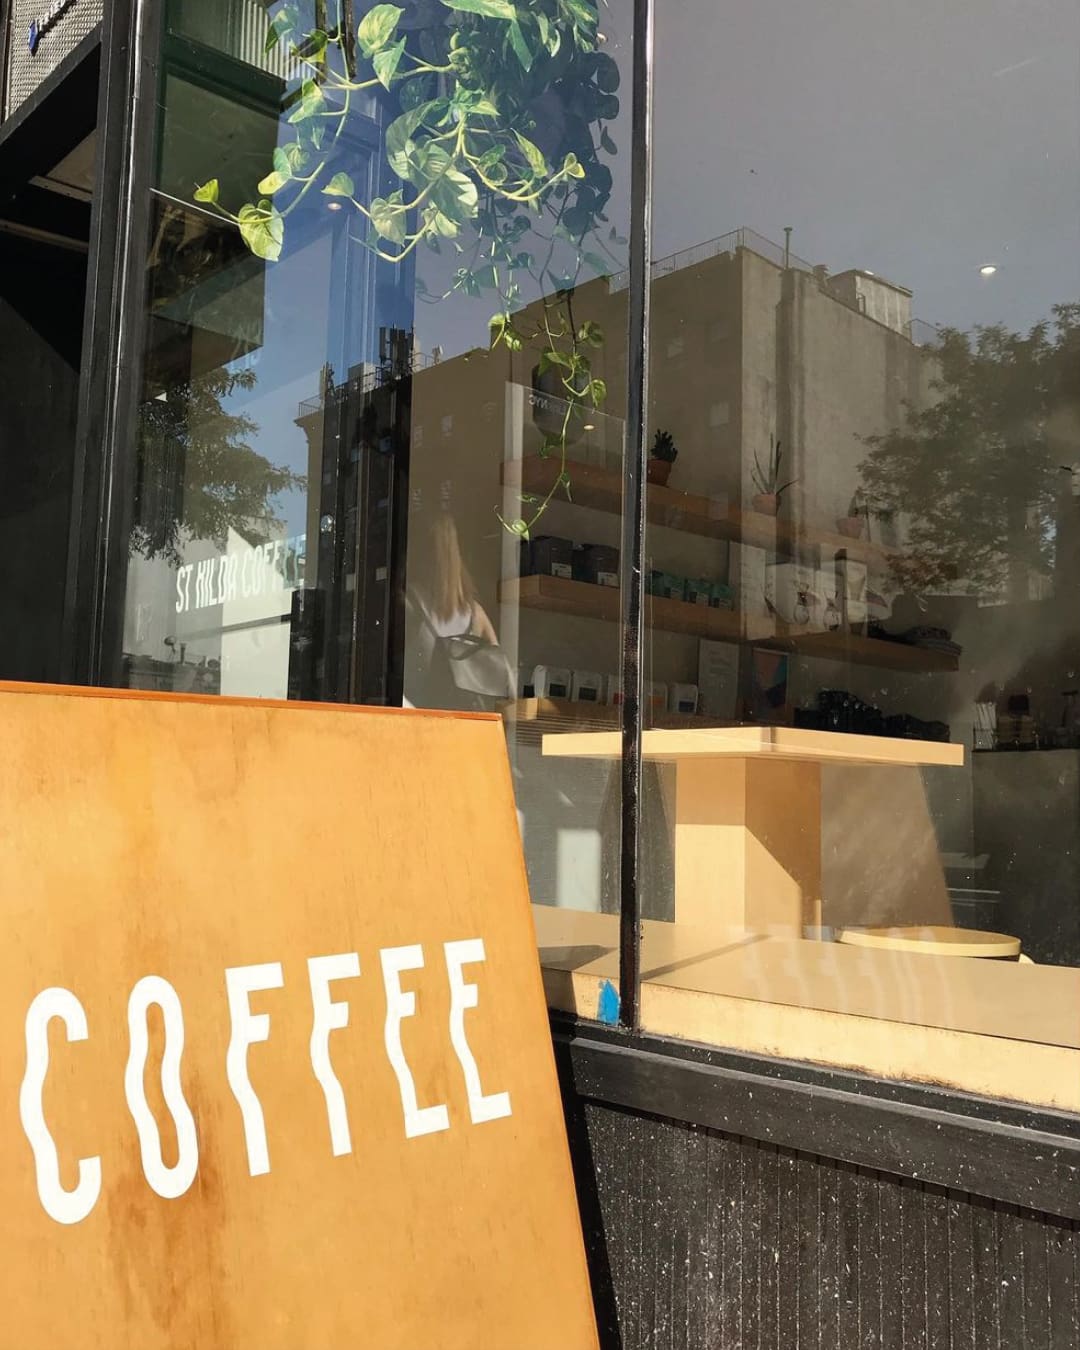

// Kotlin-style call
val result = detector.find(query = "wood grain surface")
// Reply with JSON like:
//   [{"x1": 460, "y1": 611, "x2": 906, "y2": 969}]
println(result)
[{"x1": 0, "y1": 683, "x2": 598, "y2": 1349}]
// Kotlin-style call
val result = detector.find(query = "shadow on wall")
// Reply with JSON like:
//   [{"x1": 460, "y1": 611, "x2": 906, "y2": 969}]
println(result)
[{"x1": 822, "y1": 765, "x2": 952, "y2": 929}]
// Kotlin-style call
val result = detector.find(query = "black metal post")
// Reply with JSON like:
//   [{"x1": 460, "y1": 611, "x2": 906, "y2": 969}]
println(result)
[
  {"x1": 64, "y1": 0, "x2": 162, "y2": 685},
  {"x1": 617, "y1": 0, "x2": 655, "y2": 1032}
]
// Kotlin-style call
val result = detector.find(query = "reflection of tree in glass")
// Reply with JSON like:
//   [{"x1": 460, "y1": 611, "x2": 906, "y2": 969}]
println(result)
[
  {"x1": 861, "y1": 304, "x2": 1080, "y2": 596},
  {"x1": 196, "y1": 0, "x2": 621, "y2": 538},
  {"x1": 132, "y1": 366, "x2": 306, "y2": 566}
]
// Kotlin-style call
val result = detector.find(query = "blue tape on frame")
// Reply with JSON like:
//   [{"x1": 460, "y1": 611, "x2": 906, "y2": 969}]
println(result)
[{"x1": 597, "y1": 979, "x2": 620, "y2": 1026}]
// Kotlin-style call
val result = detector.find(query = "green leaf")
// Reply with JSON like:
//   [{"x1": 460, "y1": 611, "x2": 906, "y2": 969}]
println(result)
[
  {"x1": 282, "y1": 141, "x2": 307, "y2": 172},
  {"x1": 385, "y1": 102, "x2": 436, "y2": 180},
  {"x1": 430, "y1": 168, "x2": 479, "y2": 221},
  {"x1": 257, "y1": 170, "x2": 291, "y2": 196},
  {"x1": 515, "y1": 132, "x2": 548, "y2": 177},
  {"x1": 237, "y1": 204, "x2": 283, "y2": 261},
  {"x1": 193, "y1": 179, "x2": 219, "y2": 205},
  {"x1": 322, "y1": 171, "x2": 356, "y2": 197},
  {"x1": 272, "y1": 146, "x2": 293, "y2": 178},
  {"x1": 287, "y1": 78, "x2": 325, "y2": 123},
  {"x1": 590, "y1": 378, "x2": 608, "y2": 406},
  {"x1": 600, "y1": 128, "x2": 617, "y2": 155},
  {"x1": 563, "y1": 0, "x2": 599, "y2": 33},
  {"x1": 423, "y1": 204, "x2": 460, "y2": 238},
  {"x1": 371, "y1": 195, "x2": 407, "y2": 244},
  {"x1": 508, "y1": 17, "x2": 533, "y2": 69},
  {"x1": 305, "y1": 28, "x2": 329, "y2": 63},
  {"x1": 577, "y1": 320, "x2": 604, "y2": 347},
  {"x1": 373, "y1": 36, "x2": 406, "y2": 88},
  {"x1": 489, "y1": 313, "x2": 508, "y2": 346},
  {"x1": 357, "y1": 3, "x2": 403, "y2": 56},
  {"x1": 562, "y1": 152, "x2": 586, "y2": 179},
  {"x1": 264, "y1": 5, "x2": 298, "y2": 53},
  {"x1": 538, "y1": 349, "x2": 572, "y2": 374},
  {"x1": 440, "y1": 0, "x2": 516, "y2": 17}
]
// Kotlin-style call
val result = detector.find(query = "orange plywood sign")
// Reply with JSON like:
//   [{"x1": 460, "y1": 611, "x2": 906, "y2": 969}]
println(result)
[{"x1": 0, "y1": 685, "x2": 598, "y2": 1349}]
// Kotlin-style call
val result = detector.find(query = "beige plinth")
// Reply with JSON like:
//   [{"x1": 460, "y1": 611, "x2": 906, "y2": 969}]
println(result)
[
  {"x1": 838, "y1": 925, "x2": 1021, "y2": 958},
  {"x1": 544, "y1": 727, "x2": 965, "y2": 934}
]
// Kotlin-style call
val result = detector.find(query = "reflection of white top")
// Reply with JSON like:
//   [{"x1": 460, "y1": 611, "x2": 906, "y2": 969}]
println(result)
[{"x1": 422, "y1": 603, "x2": 473, "y2": 638}]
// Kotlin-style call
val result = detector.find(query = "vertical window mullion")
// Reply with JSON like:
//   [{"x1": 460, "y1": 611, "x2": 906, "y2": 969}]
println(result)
[{"x1": 617, "y1": 0, "x2": 656, "y2": 1032}]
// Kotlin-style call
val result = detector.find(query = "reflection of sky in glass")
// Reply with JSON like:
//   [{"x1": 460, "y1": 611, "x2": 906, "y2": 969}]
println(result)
[{"x1": 655, "y1": 0, "x2": 1080, "y2": 337}]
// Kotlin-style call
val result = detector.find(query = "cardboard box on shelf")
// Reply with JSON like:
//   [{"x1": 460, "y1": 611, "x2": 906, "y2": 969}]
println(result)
[
  {"x1": 647, "y1": 570, "x2": 687, "y2": 602},
  {"x1": 581, "y1": 544, "x2": 620, "y2": 588},
  {"x1": 669, "y1": 683, "x2": 700, "y2": 715},
  {"x1": 570, "y1": 670, "x2": 605, "y2": 704},
  {"x1": 532, "y1": 665, "x2": 572, "y2": 699},
  {"x1": 530, "y1": 536, "x2": 574, "y2": 580}
]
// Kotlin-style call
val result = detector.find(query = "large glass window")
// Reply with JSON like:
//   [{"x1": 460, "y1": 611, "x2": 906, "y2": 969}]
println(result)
[
  {"x1": 118, "y1": 0, "x2": 632, "y2": 948},
  {"x1": 625, "y1": 0, "x2": 1080, "y2": 1108},
  {"x1": 112, "y1": 0, "x2": 1080, "y2": 1102}
]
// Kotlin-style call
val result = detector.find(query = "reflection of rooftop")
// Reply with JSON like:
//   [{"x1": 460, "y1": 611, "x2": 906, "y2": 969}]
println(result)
[
  {"x1": 297, "y1": 351, "x2": 436, "y2": 420},
  {"x1": 611, "y1": 225, "x2": 941, "y2": 346}
]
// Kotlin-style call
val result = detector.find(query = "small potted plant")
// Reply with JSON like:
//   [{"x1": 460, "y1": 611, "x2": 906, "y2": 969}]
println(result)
[
  {"x1": 751, "y1": 438, "x2": 797, "y2": 515},
  {"x1": 837, "y1": 489, "x2": 867, "y2": 539},
  {"x1": 648, "y1": 429, "x2": 678, "y2": 486}
]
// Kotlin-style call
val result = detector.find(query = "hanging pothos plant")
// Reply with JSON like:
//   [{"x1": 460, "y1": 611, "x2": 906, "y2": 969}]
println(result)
[{"x1": 194, "y1": 0, "x2": 622, "y2": 539}]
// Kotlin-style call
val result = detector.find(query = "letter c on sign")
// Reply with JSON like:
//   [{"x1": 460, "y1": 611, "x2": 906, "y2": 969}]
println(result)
[
  {"x1": 125, "y1": 976, "x2": 199, "y2": 1200},
  {"x1": 19, "y1": 988, "x2": 102, "y2": 1225}
]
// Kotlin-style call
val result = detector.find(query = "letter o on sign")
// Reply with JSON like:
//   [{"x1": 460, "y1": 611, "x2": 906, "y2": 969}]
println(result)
[{"x1": 125, "y1": 976, "x2": 199, "y2": 1200}]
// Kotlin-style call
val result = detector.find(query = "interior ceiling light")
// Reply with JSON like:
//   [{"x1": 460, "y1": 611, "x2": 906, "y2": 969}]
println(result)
[{"x1": 980, "y1": 264, "x2": 998, "y2": 276}]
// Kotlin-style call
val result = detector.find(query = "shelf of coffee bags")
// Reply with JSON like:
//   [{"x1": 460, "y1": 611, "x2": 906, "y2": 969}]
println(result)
[
  {"x1": 773, "y1": 627, "x2": 961, "y2": 674},
  {"x1": 501, "y1": 698, "x2": 718, "y2": 745},
  {"x1": 501, "y1": 574, "x2": 772, "y2": 642},
  {"x1": 500, "y1": 575, "x2": 960, "y2": 673},
  {"x1": 502, "y1": 456, "x2": 896, "y2": 569}
]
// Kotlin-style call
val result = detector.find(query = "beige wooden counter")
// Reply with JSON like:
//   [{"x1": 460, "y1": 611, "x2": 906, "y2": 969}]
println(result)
[
  {"x1": 544, "y1": 727, "x2": 965, "y2": 932},
  {"x1": 532, "y1": 906, "x2": 1080, "y2": 1113}
]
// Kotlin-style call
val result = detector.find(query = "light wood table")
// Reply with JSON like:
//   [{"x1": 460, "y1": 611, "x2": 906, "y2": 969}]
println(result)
[
  {"x1": 544, "y1": 726, "x2": 965, "y2": 933},
  {"x1": 837, "y1": 925, "x2": 1020, "y2": 959}
]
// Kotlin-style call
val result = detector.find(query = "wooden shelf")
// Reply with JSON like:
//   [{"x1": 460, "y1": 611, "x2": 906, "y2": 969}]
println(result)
[
  {"x1": 500, "y1": 574, "x2": 959, "y2": 673},
  {"x1": 503, "y1": 456, "x2": 896, "y2": 569},
  {"x1": 501, "y1": 696, "x2": 719, "y2": 744},
  {"x1": 500, "y1": 573, "x2": 772, "y2": 643},
  {"x1": 772, "y1": 628, "x2": 960, "y2": 674},
  {"x1": 542, "y1": 724, "x2": 965, "y2": 768}
]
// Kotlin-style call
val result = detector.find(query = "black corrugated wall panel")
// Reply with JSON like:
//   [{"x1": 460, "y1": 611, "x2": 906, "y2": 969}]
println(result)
[{"x1": 567, "y1": 1100, "x2": 1080, "y2": 1350}]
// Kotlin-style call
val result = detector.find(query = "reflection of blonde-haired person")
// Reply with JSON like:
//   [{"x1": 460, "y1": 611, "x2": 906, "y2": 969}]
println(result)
[
  {"x1": 405, "y1": 513, "x2": 508, "y2": 710},
  {"x1": 417, "y1": 513, "x2": 498, "y2": 644}
]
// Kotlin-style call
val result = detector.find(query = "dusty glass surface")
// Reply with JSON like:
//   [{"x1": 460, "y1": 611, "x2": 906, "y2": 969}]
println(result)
[
  {"x1": 633, "y1": 0, "x2": 1080, "y2": 1103},
  {"x1": 119, "y1": 0, "x2": 632, "y2": 933}
]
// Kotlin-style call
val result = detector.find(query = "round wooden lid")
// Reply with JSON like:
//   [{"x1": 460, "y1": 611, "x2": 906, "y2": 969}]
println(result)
[{"x1": 836, "y1": 926, "x2": 1021, "y2": 959}]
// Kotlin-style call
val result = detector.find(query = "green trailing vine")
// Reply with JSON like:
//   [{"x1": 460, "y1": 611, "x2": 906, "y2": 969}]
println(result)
[{"x1": 194, "y1": 0, "x2": 622, "y2": 540}]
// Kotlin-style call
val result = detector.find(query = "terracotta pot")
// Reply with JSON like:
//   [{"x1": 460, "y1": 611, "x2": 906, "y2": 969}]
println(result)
[
  {"x1": 751, "y1": 492, "x2": 779, "y2": 516},
  {"x1": 647, "y1": 458, "x2": 674, "y2": 486},
  {"x1": 836, "y1": 516, "x2": 865, "y2": 539}
]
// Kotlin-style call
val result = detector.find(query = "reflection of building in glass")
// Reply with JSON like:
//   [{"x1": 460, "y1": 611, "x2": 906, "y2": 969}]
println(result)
[{"x1": 292, "y1": 330, "x2": 429, "y2": 704}]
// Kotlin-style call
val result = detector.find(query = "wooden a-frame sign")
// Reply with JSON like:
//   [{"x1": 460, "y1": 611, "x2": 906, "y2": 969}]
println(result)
[{"x1": 0, "y1": 684, "x2": 599, "y2": 1349}]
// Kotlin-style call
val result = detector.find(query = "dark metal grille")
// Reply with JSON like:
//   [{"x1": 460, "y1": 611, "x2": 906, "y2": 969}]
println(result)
[{"x1": 4, "y1": 0, "x2": 103, "y2": 119}]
